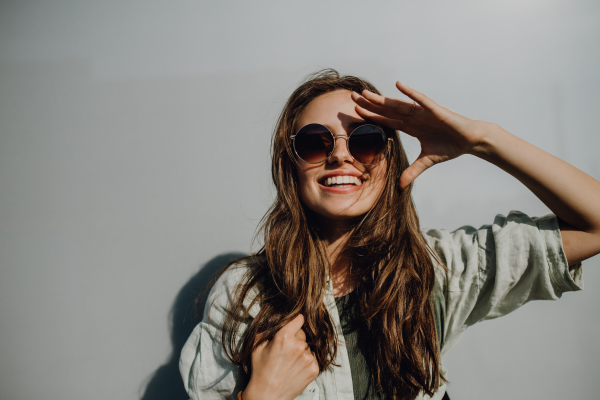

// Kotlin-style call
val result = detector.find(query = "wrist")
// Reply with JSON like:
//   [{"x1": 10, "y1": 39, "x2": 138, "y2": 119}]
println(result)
[{"x1": 468, "y1": 121, "x2": 508, "y2": 161}]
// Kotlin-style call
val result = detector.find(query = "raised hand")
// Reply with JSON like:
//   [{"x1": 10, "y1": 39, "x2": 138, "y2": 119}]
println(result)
[
  {"x1": 242, "y1": 314, "x2": 319, "y2": 400},
  {"x1": 351, "y1": 82, "x2": 493, "y2": 190}
]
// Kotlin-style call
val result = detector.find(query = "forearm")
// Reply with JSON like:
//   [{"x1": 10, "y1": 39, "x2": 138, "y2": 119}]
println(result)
[{"x1": 470, "y1": 123, "x2": 600, "y2": 234}]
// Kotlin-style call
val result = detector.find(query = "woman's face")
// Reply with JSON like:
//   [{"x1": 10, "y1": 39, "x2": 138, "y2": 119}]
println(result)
[{"x1": 294, "y1": 89, "x2": 388, "y2": 223}]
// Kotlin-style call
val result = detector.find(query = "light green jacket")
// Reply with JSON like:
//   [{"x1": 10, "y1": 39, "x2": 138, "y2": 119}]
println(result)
[{"x1": 179, "y1": 211, "x2": 583, "y2": 400}]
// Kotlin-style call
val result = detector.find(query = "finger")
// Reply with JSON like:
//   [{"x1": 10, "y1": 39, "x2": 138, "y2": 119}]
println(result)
[
  {"x1": 305, "y1": 344, "x2": 313, "y2": 355},
  {"x1": 280, "y1": 314, "x2": 305, "y2": 335},
  {"x1": 351, "y1": 91, "x2": 406, "y2": 120},
  {"x1": 395, "y1": 81, "x2": 438, "y2": 111},
  {"x1": 295, "y1": 328, "x2": 306, "y2": 342},
  {"x1": 355, "y1": 105, "x2": 405, "y2": 130},
  {"x1": 399, "y1": 156, "x2": 435, "y2": 190},
  {"x1": 360, "y1": 89, "x2": 417, "y2": 116},
  {"x1": 252, "y1": 339, "x2": 269, "y2": 356}
]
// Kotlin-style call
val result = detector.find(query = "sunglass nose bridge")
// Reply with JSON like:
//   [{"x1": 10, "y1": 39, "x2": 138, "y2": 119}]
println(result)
[{"x1": 326, "y1": 134, "x2": 353, "y2": 164}]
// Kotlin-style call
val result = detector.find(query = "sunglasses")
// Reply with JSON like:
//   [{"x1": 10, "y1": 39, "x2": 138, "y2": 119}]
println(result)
[{"x1": 290, "y1": 123, "x2": 391, "y2": 165}]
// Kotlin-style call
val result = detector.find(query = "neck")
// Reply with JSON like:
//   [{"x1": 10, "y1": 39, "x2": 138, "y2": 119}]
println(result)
[{"x1": 319, "y1": 218, "x2": 356, "y2": 297}]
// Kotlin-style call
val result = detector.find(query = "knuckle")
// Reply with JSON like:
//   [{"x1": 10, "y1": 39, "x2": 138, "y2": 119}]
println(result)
[
  {"x1": 308, "y1": 361, "x2": 320, "y2": 378},
  {"x1": 296, "y1": 342, "x2": 307, "y2": 354},
  {"x1": 303, "y1": 350, "x2": 314, "y2": 362},
  {"x1": 272, "y1": 334, "x2": 286, "y2": 348},
  {"x1": 275, "y1": 331, "x2": 289, "y2": 342}
]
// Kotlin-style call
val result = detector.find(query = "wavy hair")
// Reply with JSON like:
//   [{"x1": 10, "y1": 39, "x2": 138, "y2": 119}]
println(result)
[{"x1": 204, "y1": 69, "x2": 444, "y2": 400}]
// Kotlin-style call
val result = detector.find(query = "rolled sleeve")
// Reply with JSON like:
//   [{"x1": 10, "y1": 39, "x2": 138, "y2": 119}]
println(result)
[
  {"x1": 423, "y1": 210, "x2": 584, "y2": 357},
  {"x1": 536, "y1": 213, "x2": 584, "y2": 293}
]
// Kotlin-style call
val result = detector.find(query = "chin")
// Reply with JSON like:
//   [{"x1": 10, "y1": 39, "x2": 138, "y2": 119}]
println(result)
[
  {"x1": 300, "y1": 190, "x2": 379, "y2": 223},
  {"x1": 309, "y1": 204, "x2": 370, "y2": 222}
]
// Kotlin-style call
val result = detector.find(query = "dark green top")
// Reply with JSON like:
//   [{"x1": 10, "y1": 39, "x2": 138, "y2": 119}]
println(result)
[{"x1": 334, "y1": 288, "x2": 445, "y2": 400}]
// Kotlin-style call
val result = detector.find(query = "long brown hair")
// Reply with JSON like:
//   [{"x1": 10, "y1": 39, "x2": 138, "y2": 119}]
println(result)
[{"x1": 207, "y1": 69, "x2": 444, "y2": 400}]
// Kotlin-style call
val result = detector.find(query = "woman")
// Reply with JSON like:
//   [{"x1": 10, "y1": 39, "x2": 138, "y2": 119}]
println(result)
[{"x1": 179, "y1": 70, "x2": 599, "y2": 400}]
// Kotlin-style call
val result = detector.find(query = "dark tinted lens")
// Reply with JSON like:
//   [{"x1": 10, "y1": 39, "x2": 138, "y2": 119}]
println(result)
[
  {"x1": 294, "y1": 124, "x2": 333, "y2": 163},
  {"x1": 348, "y1": 125, "x2": 388, "y2": 164}
]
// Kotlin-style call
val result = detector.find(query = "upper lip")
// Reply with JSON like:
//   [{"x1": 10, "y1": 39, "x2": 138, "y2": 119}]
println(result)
[{"x1": 318, "y1": 170, "x2": 365, "y2": 185}]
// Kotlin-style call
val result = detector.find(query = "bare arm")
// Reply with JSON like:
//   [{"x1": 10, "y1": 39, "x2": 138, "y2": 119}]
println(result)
[
  {"x1": 472, "y1": 125, "x2": 600, "y2": 266},
  {"x1": 351, "y1": 83, "x2": 600, "y2": 266}
]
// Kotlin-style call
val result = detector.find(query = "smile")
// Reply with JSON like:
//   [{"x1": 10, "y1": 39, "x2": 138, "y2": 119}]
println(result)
[{"x1": 323, "y1": 175, "x2": 363, "y2": 187}]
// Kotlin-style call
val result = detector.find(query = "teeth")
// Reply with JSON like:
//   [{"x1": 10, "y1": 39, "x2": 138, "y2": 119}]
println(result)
[{"x1": 324, "y1": 175, "x2": 362, "y2": 187}]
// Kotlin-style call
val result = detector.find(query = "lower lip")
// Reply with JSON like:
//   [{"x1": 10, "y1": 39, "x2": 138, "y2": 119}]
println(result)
[{"x1": 318, "y1": 183, "x2": 364, "y2": 193}]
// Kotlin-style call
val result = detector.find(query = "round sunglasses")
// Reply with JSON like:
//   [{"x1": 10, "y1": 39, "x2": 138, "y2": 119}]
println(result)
[{"x1": 290, "y1": 123, "x2": 392, "y2": 165}]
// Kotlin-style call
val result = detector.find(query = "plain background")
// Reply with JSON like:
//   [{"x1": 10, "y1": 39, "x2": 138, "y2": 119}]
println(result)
[{"x1": 1, "y1": 1, "x2": 599, "y2": 399}]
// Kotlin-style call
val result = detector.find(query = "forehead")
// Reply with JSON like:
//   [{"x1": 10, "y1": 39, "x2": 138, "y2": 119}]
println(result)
[{"x1": 295, "y1": 89, "x2": 366, "y2": 132}]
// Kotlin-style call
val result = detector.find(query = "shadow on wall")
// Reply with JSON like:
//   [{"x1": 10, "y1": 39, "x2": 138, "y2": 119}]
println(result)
[{"x1": 140, "y1": 252, "x2": 247, "y2": 400}]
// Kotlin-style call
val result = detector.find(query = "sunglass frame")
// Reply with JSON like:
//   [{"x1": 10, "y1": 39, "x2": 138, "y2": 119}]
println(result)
[{"x1": 290, "y1": 123, "x2": 392, "y2": 165}]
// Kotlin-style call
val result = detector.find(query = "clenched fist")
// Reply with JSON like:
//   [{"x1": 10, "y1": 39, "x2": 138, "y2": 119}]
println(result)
[{"x1": 241, "y1": 314, "x2": 319, "y2": 400}]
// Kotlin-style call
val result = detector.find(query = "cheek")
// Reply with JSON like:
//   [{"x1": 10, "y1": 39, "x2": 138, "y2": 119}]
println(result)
[
  {"x1": 295, "y1": 167, "x2": 316, "y2": 204},
  {"x1": 367, "y1": 164, "x2": 388, "y2": 196}
]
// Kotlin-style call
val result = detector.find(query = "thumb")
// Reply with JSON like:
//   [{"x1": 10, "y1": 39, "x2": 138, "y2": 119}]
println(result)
[
  {"x1": 280, "y1": 314, "x2": 305, "y2": 335},
  {"x1": 251, "y1": 338, "x2": 270, "y2": 358},
  {"x1": 399, "y1": 155, "x2": 434, "y2": 190}
]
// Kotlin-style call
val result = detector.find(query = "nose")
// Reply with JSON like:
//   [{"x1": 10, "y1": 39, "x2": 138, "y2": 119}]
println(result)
[{"x1": 327, "y1": 134, "x2": 353, "y2": 165}]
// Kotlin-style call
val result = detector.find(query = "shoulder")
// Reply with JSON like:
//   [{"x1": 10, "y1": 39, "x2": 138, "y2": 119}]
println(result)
[
  {"x1": 180, "y1": 258, "x2": 262, "y2": 397},
  {"x1": 203, "y1": 256, "x2": 264, "y2": 326},
  {"x1": 209, "y1": 259, "x2": 253, "y2": 300}
]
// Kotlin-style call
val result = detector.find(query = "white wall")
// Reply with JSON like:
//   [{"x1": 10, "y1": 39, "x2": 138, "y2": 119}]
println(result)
[{"x1": 1, "y1": 1, "x2": 599, "y2": 399}]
